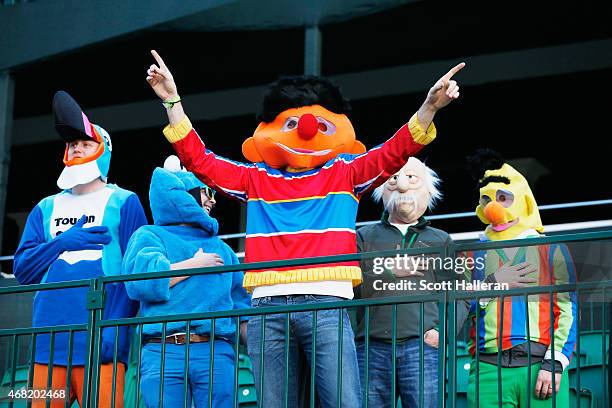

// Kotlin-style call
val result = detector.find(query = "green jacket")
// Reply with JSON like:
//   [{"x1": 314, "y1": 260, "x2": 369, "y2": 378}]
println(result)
[{"x1": 354, "y1": 211, "x2": 468, "y2": 342}]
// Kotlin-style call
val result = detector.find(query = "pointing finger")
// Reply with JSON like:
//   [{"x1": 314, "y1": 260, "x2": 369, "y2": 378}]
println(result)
[
  {"x1": 151, "y1": 50, "x2": 167, "y2": 69},
  {"x1": 442, "y1": 62, "x2": 466, "y2": 81}
]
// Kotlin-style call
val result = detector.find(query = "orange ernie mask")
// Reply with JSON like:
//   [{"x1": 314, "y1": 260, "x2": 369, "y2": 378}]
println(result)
[{"x1": 241, "y1": 104, "x2": 366, "y2": 171}]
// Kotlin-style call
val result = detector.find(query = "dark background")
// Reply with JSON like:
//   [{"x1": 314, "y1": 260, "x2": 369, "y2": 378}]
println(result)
[{"x1": 5, "y1": 0, "x2": 612, "y2": 248}]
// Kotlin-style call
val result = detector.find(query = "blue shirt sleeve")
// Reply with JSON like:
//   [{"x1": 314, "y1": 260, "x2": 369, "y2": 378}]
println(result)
[
  {"x1": 13, "y1": 206, "x2": 64, "y2": 284},
  {"x1": 119, "y1": 193, "x2": 148, "y2": 255},
  {"x1": 121, "y1": 228, "x2": 172, "y2": 302}
]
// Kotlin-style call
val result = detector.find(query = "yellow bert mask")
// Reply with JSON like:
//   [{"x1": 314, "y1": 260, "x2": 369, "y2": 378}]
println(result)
[
  {"x1": 241, "y1": 104, "x2": 366, "y2": 171},
  {"x1": 475, "y1": 163, "x2": 544, "y2": 241}
]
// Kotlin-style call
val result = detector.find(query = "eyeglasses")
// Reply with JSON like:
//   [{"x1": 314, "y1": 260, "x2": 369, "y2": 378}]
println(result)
[{"x1": 203, "y1": 186, "x2": 216, "y2": 200}]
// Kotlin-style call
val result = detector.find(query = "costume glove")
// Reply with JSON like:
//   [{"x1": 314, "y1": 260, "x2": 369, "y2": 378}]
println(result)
[{"x1": 56, "y1": 215, "x2": 111, "y2": 251}]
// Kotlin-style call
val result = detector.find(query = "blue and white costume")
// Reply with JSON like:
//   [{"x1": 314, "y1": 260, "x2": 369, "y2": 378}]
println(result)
[
  {"x1": 121, "y1": 159, "x2": 250, "y2": 408},
  {"x1": 14, "y1": 185, "x2": 147, "y2": 365},
  {"x1": 13, "y1": 91, "x2": 148, "y2": 366}
]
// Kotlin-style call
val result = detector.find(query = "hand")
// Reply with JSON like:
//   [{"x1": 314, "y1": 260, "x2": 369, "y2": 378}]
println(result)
[
  {"x1": 493, "y1": 261, "x2": 538, "y2": 288},
  {"x1": 146, "y1": 50, "x2": 179, "y2": 101},
  {"x1": 56, "y1": 215, "x2": 111, "y2": 251},
  {"x1": 424, "y1": 329, "x2": 439, "y2": 348},
  {"x1": 169, "y1": 249, "x2": 224, "y2": 287},
  {"x1": 392, "y1": 256, "x2": 426, "y2": 278},
  {"x1": 423, "y1": 62, "x2": 465, "y2": 111},
  {"x1": 534, "y1": 369, "x2": 562, "y2": 400},
  {"x1": 191, "y1": 248, "x2": 224, "y2": 268}
]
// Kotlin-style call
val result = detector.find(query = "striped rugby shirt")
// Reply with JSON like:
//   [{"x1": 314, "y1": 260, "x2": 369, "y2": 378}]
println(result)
[
  {"x1": 465, "y1": 243, "x2": 578, "y2": 369},
  {"x1": 163, "y1": 114, "x2": 436, "y2": 292}
]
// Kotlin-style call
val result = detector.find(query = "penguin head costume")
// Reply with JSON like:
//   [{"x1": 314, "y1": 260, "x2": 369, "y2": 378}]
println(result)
[{"x1": 53, "y1": 91, "x2": 112, "y2": 190}]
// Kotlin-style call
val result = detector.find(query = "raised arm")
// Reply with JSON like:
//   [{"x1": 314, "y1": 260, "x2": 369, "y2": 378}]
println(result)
[
  {"x1": 147, "y1": 50, "x2": 184, "y2": 125},
  {"x1": 417, "y1": 62, "x2": 464, "y2": 129},
  {"x1": 146, "y1": 50, "x2": 251, "y2": 200},
  {"x1": 348, "y1": 63, "x2": 465, "y2": 193}
]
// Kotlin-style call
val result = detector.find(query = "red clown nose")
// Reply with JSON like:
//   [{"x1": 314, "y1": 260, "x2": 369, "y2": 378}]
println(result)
[{"x1": 297, "y1": 113, "x2": 318, "y2": 140}]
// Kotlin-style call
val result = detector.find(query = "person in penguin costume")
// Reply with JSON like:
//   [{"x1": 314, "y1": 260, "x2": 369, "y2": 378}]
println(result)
[{"x1": 13, "y1": 91, "x2": 147, "y2": 408}]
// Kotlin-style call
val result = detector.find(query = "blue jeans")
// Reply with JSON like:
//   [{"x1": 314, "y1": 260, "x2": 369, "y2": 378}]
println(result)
[
  {"x1": 247, "y1": 295, "x2": 362, "y2": 408},
  {"x1": 356, "y1": 339, "x2": 438, "y2": 408},
  {"x1": 140, "y1": 340, "x2": 235, "y2": 408}
]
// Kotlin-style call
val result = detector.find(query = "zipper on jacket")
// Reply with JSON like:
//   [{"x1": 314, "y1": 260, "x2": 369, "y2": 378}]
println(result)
[{"x1": 403, "y1": 230, "x2": 418, "y2": 249}]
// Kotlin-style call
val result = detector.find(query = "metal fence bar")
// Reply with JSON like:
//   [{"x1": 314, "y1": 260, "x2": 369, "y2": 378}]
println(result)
[
  {"x1": 391, "y1": 304, "x2": 397, "y2": 407},
  {"x1": 159, "y1": 322, "x2": 166, "y2": 408},
  {"x1": 91, "y1": 303, "x2": 104, "y2": 408},
  {"x1": 337, "y1": 307, "x2": 344, "y2": 408},
  {"x1": 437, "y1": 291, "x2": 447, "y2": 408},
  {"x1": 0, "y1": 325, "x2": 88, "y2": 337},
  {"x1": 64, "y1": 330, "x2": 74, "y2": 408},
  {"x1": 184, "y1": 320, "x2": 191, "y2": 408},
  {"x1": 135, "y1": 324, "x2": 143, "y2": 408},
  {"x1": 309, "y1": 310, "x2": 317, "y2": 408},
  {"x1": 549, "y1": 289, "x2": 556, "y2": 406},
  {"x1": 364, "y1": 306, "x2": 370, "y2": 408},
  {"x1": 575, "y1": 290, "x2": 581, "y2": 407},
  {"x1": 497, "y1": 295, "x2": 504, "y2": 408},
  {"x1": 232, "y1": 317, "x2": 239, "y2": 408},
  {"x1": 524, "y1": 294, "x2": 531, "y2": 408},
  {"x1": 602, "y1": 288, "x2": 608, "y2": 408},
  {"x1": 208, "y1": 318, "x2": 216, "y2": 408},
  {"x1": 45, "y1": 331, "x2": 55, "y2": 408},
  {"x1": 419, "y1": 302, "x2": 424, "y2": 408},
  {"x1": 258, "y1": 314, "x2": 266, "y2": 408},
  {"x1": 474, "y1": 295, "x2": 480, "y2": 408},
  {"x1": 447, "y1": 299, "x2": 457, "y2": 408},
  {"x1": 8, "y1": 334, "x2": 18, "y2": 408},
  {"x1": 26, "y1": 333, "x2": 36, "y2": 408},
  {"x1": 590, "y1": 298, "x2": 595, "y2": 331},
  {"x1": 82, "y1": 279, "x2": 99, "y2": 408},
  {"x1": 284, "y1": 312, "x2": 290, "y2": 408},
  {"x1": 111, "y1": 326, "x2": 119, "y2": 408}
]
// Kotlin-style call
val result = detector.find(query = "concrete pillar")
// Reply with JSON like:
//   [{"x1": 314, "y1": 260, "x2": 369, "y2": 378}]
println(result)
[
  {"x1": 0, "y1": 71, "x2": 15, "y2": 253},
  {"x1": 304, "y1": 25, "x2": 322, "y2": 76}
]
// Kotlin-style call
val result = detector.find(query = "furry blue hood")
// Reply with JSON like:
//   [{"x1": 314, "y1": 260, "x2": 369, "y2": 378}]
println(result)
[{"x1": 149, "y1": 167, "x2": 219, "y2": 235}]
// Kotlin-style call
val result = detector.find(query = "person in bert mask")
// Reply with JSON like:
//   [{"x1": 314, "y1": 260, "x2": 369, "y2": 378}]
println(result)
[{"x1": 13, "y1": 91, "x2": 147, "y2": 408}]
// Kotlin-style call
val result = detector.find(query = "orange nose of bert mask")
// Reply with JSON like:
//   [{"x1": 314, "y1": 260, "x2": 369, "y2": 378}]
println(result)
[{"x1": 241, "y1": 76, "x2": 366, "y2": 171}]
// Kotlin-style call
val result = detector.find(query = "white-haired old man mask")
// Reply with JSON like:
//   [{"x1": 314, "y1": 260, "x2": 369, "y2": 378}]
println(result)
[{"x1": 372, "y1": 157, "x2": 442, "y2": 224}]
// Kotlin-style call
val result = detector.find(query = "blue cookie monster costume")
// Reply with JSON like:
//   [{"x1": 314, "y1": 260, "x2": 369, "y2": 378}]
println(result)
[{"x1": 121, "y1": 156, "x2": 250, "y2": 407}]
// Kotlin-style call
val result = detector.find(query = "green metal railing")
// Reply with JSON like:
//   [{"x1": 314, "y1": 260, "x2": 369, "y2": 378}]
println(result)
[{"x1": 1, "y1": 230, "x2": 611, "y2": 407}]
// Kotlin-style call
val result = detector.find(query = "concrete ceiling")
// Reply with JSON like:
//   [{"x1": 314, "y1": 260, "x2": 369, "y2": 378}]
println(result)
[{"x1": 0, "y1": 0, "x2": 416, "y2": 70}]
